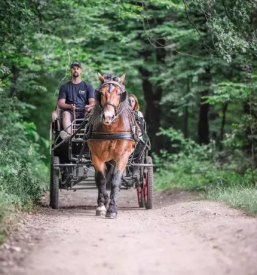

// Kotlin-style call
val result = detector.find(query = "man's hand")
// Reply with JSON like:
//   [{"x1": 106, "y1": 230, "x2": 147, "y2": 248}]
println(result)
[
  {"x1": 85, "y1": 104, "x2": 94, "y2": 112},
  {"x1": 85, "y1": 99, "x2": 95, "y2": 112},
  {"x1": 58, "y1": 99, "x2": 76, "y2": 111},
  {"x1": 70, "y1": 104, "x2": 76, "y2": 111}
]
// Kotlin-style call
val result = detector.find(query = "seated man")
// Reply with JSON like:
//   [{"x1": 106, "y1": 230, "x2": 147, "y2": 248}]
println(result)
[{"x1": 58, "y1": 61, "x2": 95, "y2": 140}]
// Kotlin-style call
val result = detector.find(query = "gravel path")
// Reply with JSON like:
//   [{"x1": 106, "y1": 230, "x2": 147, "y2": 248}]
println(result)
[{"x1": 1, "y1": 188, "x2": 257, "y2": 275}]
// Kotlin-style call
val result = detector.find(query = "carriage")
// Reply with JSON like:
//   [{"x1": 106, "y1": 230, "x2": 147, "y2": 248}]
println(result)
[{"x1": 50, "y1": 107, "x2": 154, "y2": 211}]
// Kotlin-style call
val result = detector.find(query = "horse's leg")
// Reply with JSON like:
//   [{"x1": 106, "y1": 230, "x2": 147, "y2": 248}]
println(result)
[
  {"x1": 106, "y1": 156, "x2": 128, "y2": 219},
  {"x1": 103, "y1": 162, "x2": 112, "y2": 207},
  {"x1": 106, "y1": 160, "x2": 115, "y2": 190},
  {"x1": 105, "y1": 170, "x2": 122, "y2": 219},
  {"x1": 93, "y1": 157, "x2": 108, "y2": 216},
  {"x1": 95, "y1": 171, "x2": 108, "y2": 216}
]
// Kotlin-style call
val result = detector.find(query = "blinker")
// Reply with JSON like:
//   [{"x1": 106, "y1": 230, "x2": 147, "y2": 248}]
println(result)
[
  {"x1": 113, "y1": 76, "x2": 120, "y2": 82},
  {"x1": 108, "y1": 84, "x2": 112, "y2": 93}
]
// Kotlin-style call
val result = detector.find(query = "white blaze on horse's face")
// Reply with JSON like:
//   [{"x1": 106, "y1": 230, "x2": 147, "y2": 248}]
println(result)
[
  {"x1": 103, "y1": 110, "x2": 114, "y2": 124},
  {"x1": 102, "y1": 84, "x2": 119, "y2": 125},
  {"x1": 97, "y1": 72, "x2": 126, "y2": 125}
]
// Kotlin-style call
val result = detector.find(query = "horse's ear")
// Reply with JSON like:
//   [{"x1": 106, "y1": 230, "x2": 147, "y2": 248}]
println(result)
[
  {"x1": 98, "y1": 72, "x2": 105, "y2": 83},
  {"x1": 119, "y1": 73, "x2": 126, "y2": 84}
]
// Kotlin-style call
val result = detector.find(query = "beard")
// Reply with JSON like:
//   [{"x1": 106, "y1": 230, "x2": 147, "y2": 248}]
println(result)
[{"x1": 72, "y1": 72, "x2": 79, "y2": 78}]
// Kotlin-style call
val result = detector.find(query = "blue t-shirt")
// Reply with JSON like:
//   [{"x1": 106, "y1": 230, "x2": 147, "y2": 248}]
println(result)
[{"x1": 58, "y1": 81, "x2": 95, "y2": 111}]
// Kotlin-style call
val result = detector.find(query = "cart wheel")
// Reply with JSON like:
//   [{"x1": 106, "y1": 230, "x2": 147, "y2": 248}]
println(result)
[
  {"x1": 50, "y1": 156, "x2": 60, "y2": 209},
  {"x1": 137, "y1": 184, "x2": 145, "y2": 208},
  {"x1": 144, "y1": 156, "x2": 154, "y2": 209}
]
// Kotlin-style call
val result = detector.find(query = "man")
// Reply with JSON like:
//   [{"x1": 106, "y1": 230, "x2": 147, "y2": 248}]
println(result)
[{"x1": 58, "y1": 61, "x2": 95, "y2": 139}]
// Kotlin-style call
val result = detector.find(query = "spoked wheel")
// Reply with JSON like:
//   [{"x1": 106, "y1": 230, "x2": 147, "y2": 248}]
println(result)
[
  {"x1": 137, "y1": 184, "x2": 145, "y2": 208},
  {"x1": 50, "y1": 156, "x2": 60, "y2": 209},
  {"x1": 143, "y1": 156, "x2": 154, "y2": 209}
]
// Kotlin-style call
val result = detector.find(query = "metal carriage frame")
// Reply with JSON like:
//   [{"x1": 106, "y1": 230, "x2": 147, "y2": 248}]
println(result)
[{"x1": 50, "y1": 115, "x2": 154, "y2": 210}]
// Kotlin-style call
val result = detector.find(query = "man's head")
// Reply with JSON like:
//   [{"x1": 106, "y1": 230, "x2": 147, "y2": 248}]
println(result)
[{"x1": 70, "y1": 61, "x2": 82, "y2": 78}]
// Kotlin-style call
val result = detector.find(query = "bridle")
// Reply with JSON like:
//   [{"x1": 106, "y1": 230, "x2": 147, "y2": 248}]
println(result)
[{"x1": 96, "y1": 80, "x2": 127, "y2": 122}]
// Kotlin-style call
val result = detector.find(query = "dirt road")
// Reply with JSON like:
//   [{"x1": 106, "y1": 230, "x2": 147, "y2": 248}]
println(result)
[{"x1": 1, "y1": 188, "x2": 257, "y2": 275}]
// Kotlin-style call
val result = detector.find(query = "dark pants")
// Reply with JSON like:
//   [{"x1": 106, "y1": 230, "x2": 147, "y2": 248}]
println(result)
[
  {"x1": 134, "y1": 140, "x2": 145, "y2": 162},
  {"x1": 69, "y1": 111, "x2": 85, "y2": 122},
  {"x1": 132, "y1": 140, "x2": 145, "y2": 177}
]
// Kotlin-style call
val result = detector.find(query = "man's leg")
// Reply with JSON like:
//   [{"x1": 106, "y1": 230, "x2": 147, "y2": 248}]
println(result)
[
  {"x1": 62, "y1": 111, "x2": 72, "y2": 134},
  {"x1": 51, "y1": 110, "x2": 58, "y2": 122},
  {"x1": 132, "y1": 140, "x2": 145, "y2": 178}
]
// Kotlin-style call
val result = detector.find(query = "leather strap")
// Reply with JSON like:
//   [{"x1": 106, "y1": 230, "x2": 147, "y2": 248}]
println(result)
[{"x1": 88, "y1": 132, "x2": 134, "y2": 140}]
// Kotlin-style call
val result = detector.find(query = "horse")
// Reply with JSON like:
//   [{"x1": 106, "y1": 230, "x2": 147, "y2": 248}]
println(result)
[{"x1": 87, "y1": 73, "x2": 136, "y2": 219}]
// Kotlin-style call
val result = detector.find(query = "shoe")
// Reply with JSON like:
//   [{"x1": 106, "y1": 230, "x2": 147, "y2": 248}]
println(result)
[
  {"x1": 63, "y1": 172, "x2": 70, "y2": 181},
  {"x1": 62, "y1": 171, "x2": 71, "y2": 186},
  {"x1": 60, "y1": 131, "x2": 71, "y2": 140}
]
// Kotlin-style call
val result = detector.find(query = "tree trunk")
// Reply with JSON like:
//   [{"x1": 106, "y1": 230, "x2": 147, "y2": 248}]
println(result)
[
  {"x1": 219, "y1": 102, "x2": 228, "y2": 149},
  {"x1": 139, "y1": 34, "x2": 165, "y2": 153},
  {"x1": 184, "y1": 105, "x2": 189, "y2": 139},
  {"x1": 198, "y1": 90, "x2": 210, "y2": 144},
  {"x1": 10, "y1": 65, "x2": 18, "y2": 97},
  {"x1": 198, "y1": 66, "x2": 211, "y2": 145},
  {"x1": 184, "y1": 78, "x2": 190, "y2": 138},
  {"x1": 139, "y1": 67, "x2": 162, "y2": 153}
]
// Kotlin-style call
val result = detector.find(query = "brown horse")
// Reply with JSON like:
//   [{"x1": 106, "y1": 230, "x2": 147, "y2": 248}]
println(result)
[{"x1": 87, "y1": 73, "x2": 135, "y2": 218}]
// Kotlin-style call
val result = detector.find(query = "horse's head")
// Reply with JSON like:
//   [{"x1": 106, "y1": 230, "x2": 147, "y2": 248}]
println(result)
[{"x1": 96, "y1": 73, "x2": 127, "y2": 125}]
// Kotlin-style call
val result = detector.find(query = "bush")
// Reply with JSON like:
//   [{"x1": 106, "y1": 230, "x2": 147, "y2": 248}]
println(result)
[
  {"x1": 154, "y1": 127, "x2": 257, "y2": 214},
  {"x1": 0, "y1": 88, "x2": 48, "y2": 239}
]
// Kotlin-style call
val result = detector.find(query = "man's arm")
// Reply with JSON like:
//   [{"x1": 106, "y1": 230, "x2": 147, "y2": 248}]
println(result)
[
  {"x1": 57, "y1": 84, "x2": 74, "y2": 111},
  {"x1": 58, "y1": 99, "x2": 75, "y2": 111},
  {"x1": 85, "y1": 83, "x2": 96, "y2": 112},
  {"x1": 85, "y1": 98, "x2": 95, "y2": 112}
]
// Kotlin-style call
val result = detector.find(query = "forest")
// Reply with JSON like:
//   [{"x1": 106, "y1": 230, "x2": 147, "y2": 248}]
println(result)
[{"x1": 1, "y1": 0, "x2": 257, "y2": 237}]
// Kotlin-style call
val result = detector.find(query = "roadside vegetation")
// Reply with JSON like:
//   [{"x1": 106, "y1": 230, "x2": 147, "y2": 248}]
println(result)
[
  {"x1": 155, "y1": 128, "x2": 257, "y2": 215},
  {"x1": 0, "y1": 89, "x2": 48, "y2": 242},
  {"x1": 1, "y1": 0, "x2": 257, "y2": 239}
]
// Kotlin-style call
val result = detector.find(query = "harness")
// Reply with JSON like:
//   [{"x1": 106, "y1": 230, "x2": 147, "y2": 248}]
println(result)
[
  {"x1": 95, "y1": 81, "x2": 128, "y2": 122},
  {"x1": 89, "y1": 80, "x2": 135, "y2": 141},
  {"x1": 88, "y1": 132, "x2": 134, "y2": 140}
]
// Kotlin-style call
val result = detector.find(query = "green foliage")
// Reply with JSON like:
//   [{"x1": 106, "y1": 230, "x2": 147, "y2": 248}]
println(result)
[
  {"x1": 206, "y1": 185, "x2": 257, "y2": 215},
  {"x1": 0, "y1": 83, "x2": 48, "y2": 236},
  {"x1": 1, "y1": 0, "x2": 257, "y2": 232},
  {"x1": 155, "y1": 128, "x2": 216, "y2": 190},
  {"x1": 155, "y1": 127, "x2": 257, "y2": 214},
  {"x1": 185, "y1": 0, "x2": 257, "y2": 62},
  {"x1": 207, "y1": 82, "x2": 250, "y2": 104}
]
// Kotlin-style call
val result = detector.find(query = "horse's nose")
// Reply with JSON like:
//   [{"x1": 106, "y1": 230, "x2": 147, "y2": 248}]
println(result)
[
  {"x1": 103, "y1": 112, "x2": 115, "y2": 124},
  {"x1": 104, "y1": 115, "x2": 114, "y2": 124}
]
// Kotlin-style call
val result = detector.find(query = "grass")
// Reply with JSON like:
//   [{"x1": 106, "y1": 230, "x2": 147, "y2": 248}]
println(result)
[
  {"x1": 155, "y1": 166, "x2": 257, "y2": 215},
  {"x1": 0, "y1": 190, "x2": 15, "y2": 244},
  {"x1": 0, "y1": 160, "x2": 48, "y2": 243},
  {"x1": 206, "y1": 185, "x2": 257, "y2": 215}
]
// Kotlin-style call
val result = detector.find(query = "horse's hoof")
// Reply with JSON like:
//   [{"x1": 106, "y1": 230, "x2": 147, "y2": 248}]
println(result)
[
  {"x1": 105, "y1": 212, "x2": 117, "y2": 219},
  {"x1": 96, "y1": 210, "x2": 106, "y2": 216},
  {"x1": 104, "y1": 200, "x2": 109, "y2": 209},
  {"x1": 96, "y1": 205, "x2": 106, "y2": 216}
]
